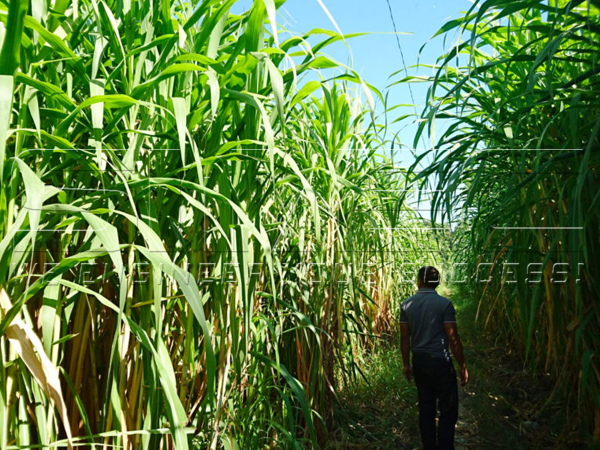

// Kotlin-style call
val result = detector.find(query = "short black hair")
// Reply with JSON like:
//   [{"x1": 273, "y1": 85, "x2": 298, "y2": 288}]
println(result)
[{"x1": 418, "y1": 266, "x2": 440, "y2": 289}]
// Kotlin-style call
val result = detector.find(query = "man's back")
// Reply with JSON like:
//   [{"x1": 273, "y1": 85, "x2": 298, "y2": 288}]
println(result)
[{"x1": 400, "y1": 288, "x2": 456, "y2": 360}]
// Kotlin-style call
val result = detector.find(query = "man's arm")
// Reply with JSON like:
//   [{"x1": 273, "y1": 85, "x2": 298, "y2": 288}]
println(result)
[
  {"x1": 400, "y1": 322, "x2": 412, "y2": 382},
  {"x1": 444, "y1": 323, "x2": 468, "y2": 385}
]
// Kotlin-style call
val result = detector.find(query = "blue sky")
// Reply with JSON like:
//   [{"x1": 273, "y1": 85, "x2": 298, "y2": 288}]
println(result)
[{"x1": 234, "y1": 0, "x2": 473, "y2": 153}]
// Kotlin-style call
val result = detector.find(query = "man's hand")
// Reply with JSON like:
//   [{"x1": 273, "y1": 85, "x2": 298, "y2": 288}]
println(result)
[
  {"x1": 460, "y1": 365, "x2": 469, "y2": 386},
  {"x1": 403, "y1": 365, "x2": 413, "y2": 383},
  {"x1": 444, "y1": 323, "x2": 468, "y2": 386}
]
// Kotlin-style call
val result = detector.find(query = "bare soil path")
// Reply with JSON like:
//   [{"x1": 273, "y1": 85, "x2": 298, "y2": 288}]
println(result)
[{"x1": 327, "y1": 298, "x2": 583, "y2": 450}]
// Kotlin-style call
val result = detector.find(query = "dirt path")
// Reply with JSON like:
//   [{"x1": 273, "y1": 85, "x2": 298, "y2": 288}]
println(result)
[{"x1": 327, "y1": 299, "x2": 580, "y2": 449}]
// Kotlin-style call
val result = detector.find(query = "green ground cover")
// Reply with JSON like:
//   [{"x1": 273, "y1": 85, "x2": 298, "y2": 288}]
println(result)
[{"x1": 329, "y1": 288, "x2": 586, "y2": 449}]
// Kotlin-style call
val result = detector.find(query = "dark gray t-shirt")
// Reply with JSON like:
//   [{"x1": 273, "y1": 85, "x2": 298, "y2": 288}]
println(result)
[{"x1": 400, "y1": 288, "x2": 456, "y2": 359}]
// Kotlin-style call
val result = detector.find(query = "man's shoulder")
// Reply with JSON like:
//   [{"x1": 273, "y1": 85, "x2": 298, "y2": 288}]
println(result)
[
  {"x1": 438, "y1": 294, "x2": 452, "y2": 304},
  {"x1": 402, "y1": 291, "x2": 452, "y2": 308},
  {"x1": 425, "y1": 292, "x2": 453, "y2": 311},
  {"x1": 401, "y1": 293, "x2": 419, "y2": 306},
  {"x1": 431, "y1": 291, "x2": 451, "y2": 303},
  {"x1": 435, "y1": 295, "x2": 456, "y2": 316}
]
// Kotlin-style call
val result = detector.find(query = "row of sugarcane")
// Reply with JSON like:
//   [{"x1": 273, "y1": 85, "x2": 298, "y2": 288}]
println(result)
[
  {"x1": 402, "y1": 0, "x2": 600, "y2": 443},
  {"x1": 0, "y1": 0, "x2": 439, "y2": 448}
]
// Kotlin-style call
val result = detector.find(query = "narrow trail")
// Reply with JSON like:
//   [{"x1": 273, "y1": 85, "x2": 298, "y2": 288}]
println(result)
[{"x1": 327, "y1": 298, "x2": 581, "y2": 450}]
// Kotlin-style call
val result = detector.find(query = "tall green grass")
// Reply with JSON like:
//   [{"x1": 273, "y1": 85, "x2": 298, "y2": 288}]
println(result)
[
  {"x1": 0, "y1": 0, "x2": 440, "y2": 448},
  {"x1": 403, "y1": 0, "x2": 600, "y2": 442}
]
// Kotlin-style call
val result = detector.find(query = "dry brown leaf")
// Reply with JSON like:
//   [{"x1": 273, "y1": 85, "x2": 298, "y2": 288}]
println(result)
[{"x1": 0, "y1": 288, "x2": 73, "y2": 450}]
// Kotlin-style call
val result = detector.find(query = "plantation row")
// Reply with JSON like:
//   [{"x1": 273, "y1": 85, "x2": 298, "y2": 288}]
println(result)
[
  {"x1": 0, "y1": 0, "x2": 434, "y2": 448},
  {"x1": 412, "y1": 0, "x2": 600, "y2": 443},
  {"x1": 0, "y1": 0, "x2": 599, "y2": 448}
]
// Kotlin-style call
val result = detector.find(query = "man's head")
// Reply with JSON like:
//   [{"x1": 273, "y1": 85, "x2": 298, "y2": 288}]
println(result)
[{"x1": 417, "y1": 266, "x2": 440, "y2": 289}]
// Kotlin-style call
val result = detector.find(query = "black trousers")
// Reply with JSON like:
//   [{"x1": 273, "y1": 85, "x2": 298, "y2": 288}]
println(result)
[{"x1": 412, "y1": 351, "x2": 459, "y2": 450}]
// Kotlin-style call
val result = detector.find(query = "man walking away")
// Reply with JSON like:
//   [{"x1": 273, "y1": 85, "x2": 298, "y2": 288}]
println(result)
[{"x1": 400, "y1": 266, "x2": 468, "y2": 450}]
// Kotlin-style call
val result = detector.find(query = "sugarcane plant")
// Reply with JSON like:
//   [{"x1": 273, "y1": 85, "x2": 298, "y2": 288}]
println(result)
[{"x1": 0, "y1": 0, "x2": 441, "y2": 448}]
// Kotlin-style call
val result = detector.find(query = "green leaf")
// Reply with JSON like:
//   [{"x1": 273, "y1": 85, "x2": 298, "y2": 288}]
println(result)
[{"x1": 0, "y1": 0, "x2": 27, "y2": 75}]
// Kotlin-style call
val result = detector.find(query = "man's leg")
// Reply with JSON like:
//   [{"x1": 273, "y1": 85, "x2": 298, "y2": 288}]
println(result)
[
  {"x1": 437, "y1": 362, "x2": 459, "y2": 450},
  {"x1": 413, "y1": 356, "x2": 437, "y2": 450},
  {"x1": 417, "y1": 384, "x2": 437, "y2": 450}
]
